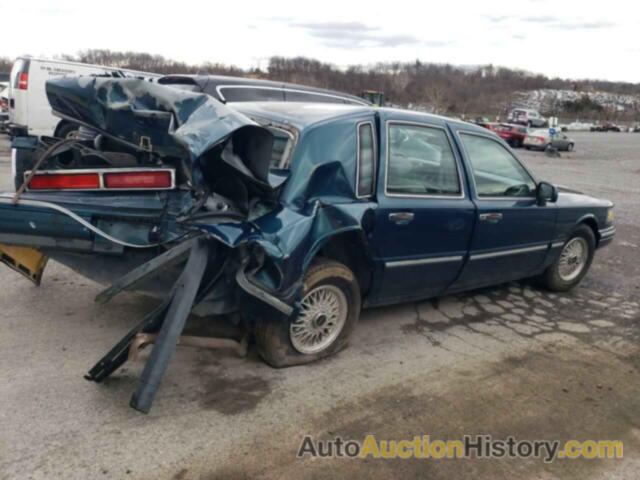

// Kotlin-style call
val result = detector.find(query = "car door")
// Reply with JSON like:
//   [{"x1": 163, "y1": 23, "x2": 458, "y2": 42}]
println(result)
[
  {"x1": 450, "y1": 130, "x2": 558, "y2": 290},
  {"x1": 366, "y1": 117, "x2": 475, "y2": 304}
]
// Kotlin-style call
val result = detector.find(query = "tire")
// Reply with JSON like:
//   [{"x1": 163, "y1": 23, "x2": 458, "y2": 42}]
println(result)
[
  {"x1": 525, "y1": 146, "x2": 531, "y2": 150},
  {"x1": 13, "y1": 148, "x2": 37, "y2": 191},
  {"x1": 567, "y1": 143, "x2": 574, "y2": 152},
  {"x1": 55, "y1": 122, "x2": 79, "y2": 139},
  {"x1": 255, "y1": 259, "x2": 361, "y2": 368},
  {"x1": 539, "y1": 225, "x2": 596, "y2": 292}
]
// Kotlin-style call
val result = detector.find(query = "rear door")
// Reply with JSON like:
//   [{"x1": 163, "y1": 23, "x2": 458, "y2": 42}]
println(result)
[
  {"x1": 450, "y1": 130, "x2": 557, "y2": 290},
  {"x1": 367, "y1": 116, "x2": 475, "y2": 304}
]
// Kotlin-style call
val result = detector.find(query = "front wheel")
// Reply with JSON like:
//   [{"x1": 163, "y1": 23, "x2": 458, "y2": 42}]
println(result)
[
  {"x1": 539, "y1": 225, "x2": 595, "y2": 291},
  {"x1": 255, "y1": 259, "x2": 361, "y2": 367}
]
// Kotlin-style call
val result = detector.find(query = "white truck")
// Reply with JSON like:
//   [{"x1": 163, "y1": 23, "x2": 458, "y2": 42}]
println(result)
[{"x1": 8, "y1": 57, "x2": 159, "y2": 138}]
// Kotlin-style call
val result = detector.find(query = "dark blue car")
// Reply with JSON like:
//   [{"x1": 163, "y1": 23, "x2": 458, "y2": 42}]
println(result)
[{"x1": 0, "y1": 78, "x2": 615, "y2": 411}]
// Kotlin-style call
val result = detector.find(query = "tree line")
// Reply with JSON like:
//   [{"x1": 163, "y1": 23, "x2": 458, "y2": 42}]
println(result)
[{"x1": 1, "y1": 50, "x2": 638, "y2": 120}]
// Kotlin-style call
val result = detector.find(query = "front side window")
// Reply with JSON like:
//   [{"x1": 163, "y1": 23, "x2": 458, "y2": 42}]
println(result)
[
  {"x1": 357, "y1": 122, "x2": 376, "y2": 197},
  {"x1": 386, "y1": 124, "x2": 461, "y2": 196},
  {"x1": 460, "y1": 133, "x2": 536, "y2": 198}
]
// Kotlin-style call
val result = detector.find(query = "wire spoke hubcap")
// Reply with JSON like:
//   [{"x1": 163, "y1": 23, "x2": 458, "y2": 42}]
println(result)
[
  {"x1": 558, "y1": 237, "x2": 588, "y2": 282},
  {"x1": 290, "y1": 284, "x2": 348, "y2": 354}
]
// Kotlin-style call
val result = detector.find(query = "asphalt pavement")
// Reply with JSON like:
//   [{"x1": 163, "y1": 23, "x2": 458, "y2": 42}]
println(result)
[{"x1": 0, "y1": 132, "x2": 639, "y2": 479}]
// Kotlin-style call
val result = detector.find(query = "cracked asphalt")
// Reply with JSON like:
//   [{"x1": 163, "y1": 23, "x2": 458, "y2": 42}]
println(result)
[{"x1": 0, "y1": 132, "x2": 639, "y2": 479}]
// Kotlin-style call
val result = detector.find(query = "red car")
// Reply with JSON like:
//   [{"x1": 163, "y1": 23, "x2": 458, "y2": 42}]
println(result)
[{"x1": 495, "y1": 123, "x2": 528, "y2": 148}]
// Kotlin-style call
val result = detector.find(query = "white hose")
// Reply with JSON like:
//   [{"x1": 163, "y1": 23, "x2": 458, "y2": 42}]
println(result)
[{"x1": 0, "y1": 194, "x2": 160, "y2": 249}]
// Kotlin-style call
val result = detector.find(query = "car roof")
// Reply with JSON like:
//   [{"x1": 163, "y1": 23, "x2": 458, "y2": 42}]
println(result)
[
  {"x1": 233, "y1": 102, "x2": 374, "y2": 129},
  {"x1": 232, "y1": 102, "x2": 492, "y2": 135}
]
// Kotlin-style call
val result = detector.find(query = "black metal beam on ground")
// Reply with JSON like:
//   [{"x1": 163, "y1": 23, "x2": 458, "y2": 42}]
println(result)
[
  {"x1": 84, "y1": 297, "x2": 172, "y2": 383},
  {"x1": 129, "y1": 238, "x2": 210, "y2": 413}
]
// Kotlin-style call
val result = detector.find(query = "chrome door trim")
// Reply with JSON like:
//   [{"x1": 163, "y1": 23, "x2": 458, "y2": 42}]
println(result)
[
  {"x1": 470, "y1": 244, "x2": 548, "y2": 261},
  {"x1": 385, "y1": 255, "x2": 464, "y2": 268}
]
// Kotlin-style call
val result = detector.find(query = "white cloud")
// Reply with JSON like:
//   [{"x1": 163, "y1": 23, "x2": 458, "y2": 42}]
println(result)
[{"x1": 3, "y1": 0, "x2": 637, "y2": 82}]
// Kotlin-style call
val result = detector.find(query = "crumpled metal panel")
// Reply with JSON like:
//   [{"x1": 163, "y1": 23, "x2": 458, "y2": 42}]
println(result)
[
  {"x1": 45, "y1": 77, "x2": 264, "y2": 163},
  {"x1": 36, "y1": 78, "x2": 377, "y2": 312}
]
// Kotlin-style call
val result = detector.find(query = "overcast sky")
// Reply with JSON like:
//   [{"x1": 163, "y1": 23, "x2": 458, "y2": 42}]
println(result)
[{"x1": 4, "y1": 0, "x2": 638, "y2": 82}]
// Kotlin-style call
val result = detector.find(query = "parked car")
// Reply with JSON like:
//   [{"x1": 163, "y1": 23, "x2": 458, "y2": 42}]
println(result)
[
  {"x1": 524, "y1": 129, "x2": 575, "y2": 151},
  {"x1": 0, "y1": 77, "x2": 615, "y2": 411},
  {"x1": 494, "y1": 123, "x2": 528, "y2": 148},
  {"x1": 508, "y1": 108, "x2": 547, "y2": 128},
  {"x1": 7, "y1": 57, "x2": 161, "y2": 139},
  {"x1": 590, "y1": 122, "x2": 621, "y2": 132},
  {"x1": 157, "y1": 74, "x2": 370, "y2": 106},
  {"x1": 471, "y1": 117, "x2": 500, "y2": 132},
  {"x1": 565, "y1": 121, "x2": 594, "y2": 132}
]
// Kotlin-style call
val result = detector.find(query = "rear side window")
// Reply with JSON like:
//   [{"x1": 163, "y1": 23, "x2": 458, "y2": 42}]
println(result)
[
  {"x1": 219, "y1": 87, "x2": 284, "y2": 102},
  {"x1": 386, "y1": 124, "x2": 461, "y2": 196},
  {"x1": 357, "y1": 122, "x2": 376, "y2": 197}
]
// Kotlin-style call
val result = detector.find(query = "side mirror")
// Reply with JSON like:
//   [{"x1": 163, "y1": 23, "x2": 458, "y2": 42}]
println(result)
[{"x1": 536, "y1": 181, "x2": 558, "y2": 206}]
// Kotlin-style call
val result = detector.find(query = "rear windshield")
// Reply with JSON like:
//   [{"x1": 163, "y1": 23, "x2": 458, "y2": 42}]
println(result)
[{"x1": 268, "y1": 126, "x2": 295, "y2": 169}]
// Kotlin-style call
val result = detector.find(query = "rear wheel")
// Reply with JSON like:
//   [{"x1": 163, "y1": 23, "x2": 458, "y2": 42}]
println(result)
[
  {"x1": 255, "y1": 259, "x2": 360, "y2": 367},
  {"x1": 539, "y1": 225, "x2": 595, "y2": 291}
]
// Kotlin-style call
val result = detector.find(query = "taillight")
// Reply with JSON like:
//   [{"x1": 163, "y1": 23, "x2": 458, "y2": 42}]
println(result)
[
  {"x1": 25, "y1": 168, "x2": 175, "y2": 191},
  {"x1": 18, "y1": 72, "x2": 28, "y2": 90},
  {"x1": 103, "y1": 171, "x2": 172, "y2": 189},
  {"x1": 29, "y1": 173, "x2": 100, "y2": 190}
]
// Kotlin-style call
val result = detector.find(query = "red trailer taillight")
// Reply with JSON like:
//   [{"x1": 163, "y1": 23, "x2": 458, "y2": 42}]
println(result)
[
  {"x1": 25, "y1": 168, "x2": 175, "y2": 191},
  {"x1": 103, "y1": 170, "x2": 173, "y2": 189},
  {"x1": 28, "y1": 172, "x2": 100, "y2": 190}
]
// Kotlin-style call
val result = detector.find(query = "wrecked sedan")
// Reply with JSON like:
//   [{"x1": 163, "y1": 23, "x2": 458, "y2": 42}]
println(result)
[{"x1": 0, "y1": 78, "x2": 615, "y2": 411}]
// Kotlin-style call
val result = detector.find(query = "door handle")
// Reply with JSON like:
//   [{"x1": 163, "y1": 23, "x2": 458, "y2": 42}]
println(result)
[
  {"x1": 479, "y1": 212, "x2": 503, "y2": 223},
  {"x1": 389, "y1": 212, "x2": 415, "y2": 224}
]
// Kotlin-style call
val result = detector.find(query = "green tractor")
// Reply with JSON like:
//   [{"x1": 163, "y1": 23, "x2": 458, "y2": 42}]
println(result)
[{"x1": 361, "y1": 90, "x2": 385, "y2": 106}]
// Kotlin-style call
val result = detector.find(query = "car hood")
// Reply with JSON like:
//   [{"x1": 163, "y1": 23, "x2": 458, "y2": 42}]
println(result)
[{"x1": 45, "y1": 77, "x2": 274, "y2": 185}]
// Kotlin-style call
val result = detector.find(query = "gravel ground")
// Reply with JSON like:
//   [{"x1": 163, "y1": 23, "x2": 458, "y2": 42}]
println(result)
[{"x1": 0, "y1": 132, "x2": 639, "y2": 480}]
